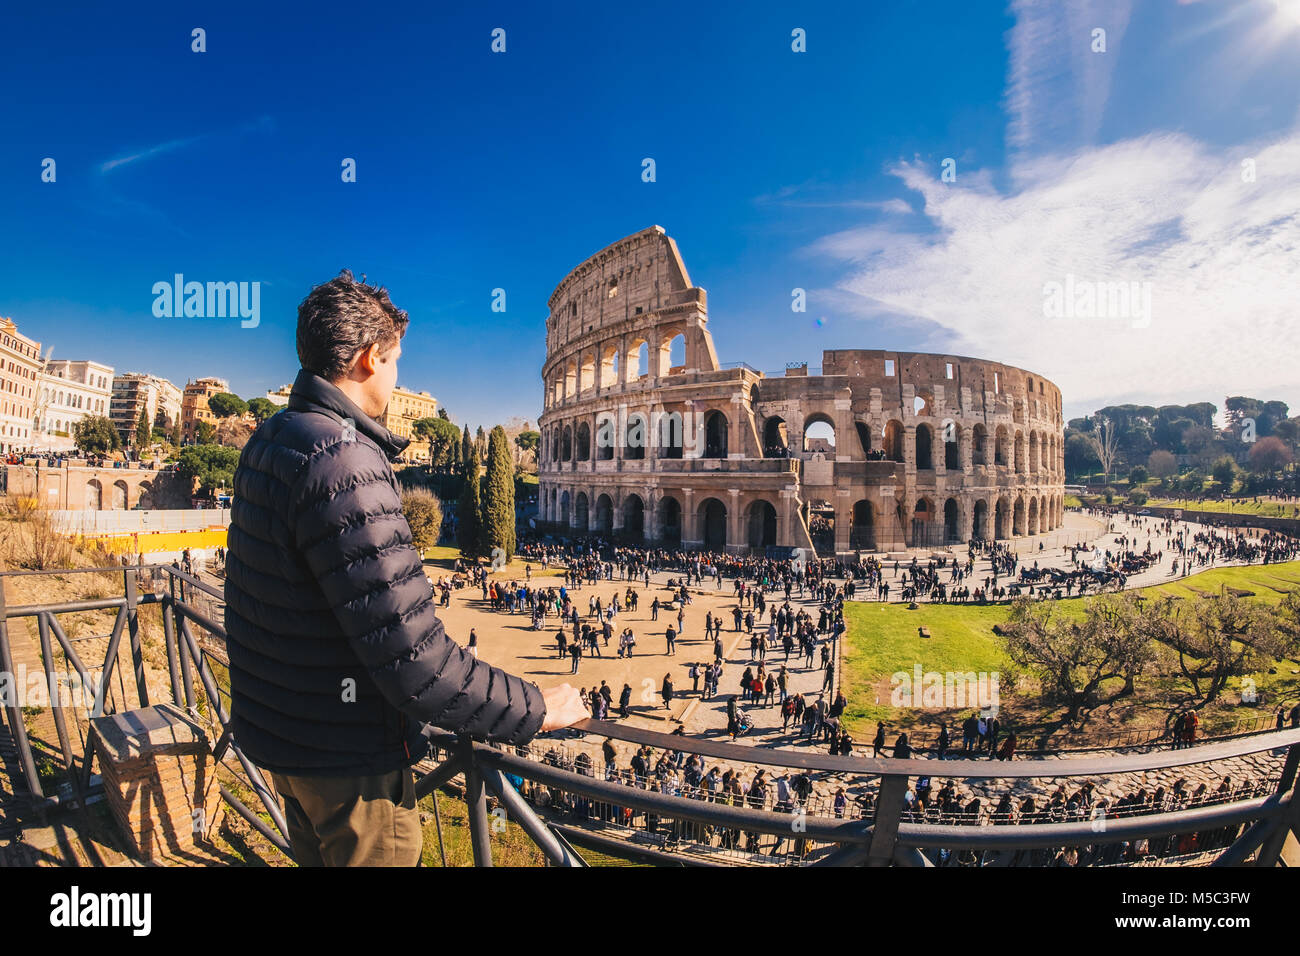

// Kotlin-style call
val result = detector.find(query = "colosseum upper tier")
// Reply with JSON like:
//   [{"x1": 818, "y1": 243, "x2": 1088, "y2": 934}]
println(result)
[{"x1": 538, "y1": 226, "x2": 1065, "y2": 556}]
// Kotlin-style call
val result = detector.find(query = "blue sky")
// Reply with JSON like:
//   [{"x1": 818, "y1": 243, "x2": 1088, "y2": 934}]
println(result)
[{"x1": 2, "y1": 0, "x2": 1299, "y2": 432}]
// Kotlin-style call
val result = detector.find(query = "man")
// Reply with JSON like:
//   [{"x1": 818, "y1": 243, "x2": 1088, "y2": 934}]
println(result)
[{"x1": 224, "y1": 270, "x2": 585, "y2": 866}]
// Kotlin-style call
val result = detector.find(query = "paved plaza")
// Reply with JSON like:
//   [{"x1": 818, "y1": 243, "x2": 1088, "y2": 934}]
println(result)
[{"x1": 429, "y1": 509, "x2": 1266, "y2": 748}]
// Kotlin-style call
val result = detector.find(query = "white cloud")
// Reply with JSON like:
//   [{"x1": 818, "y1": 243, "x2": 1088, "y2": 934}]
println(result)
[{"x1": 819, "y1": 131, "x2": 1300, "y2": 417}]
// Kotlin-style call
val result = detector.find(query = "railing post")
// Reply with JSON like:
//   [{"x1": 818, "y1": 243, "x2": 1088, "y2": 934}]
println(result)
[
  {"x1": 36, "y1": 611, "x2": 82, "y2": 808},
  {"x1": 0, "y1": 581, "x2": 46, "y2": 809},
  {"x1": 460, "y1": 736, "x2": 493, "y2": 867},
  {"x1": 1256, "y1": 743, "x2": 1300, "y2": 866},
  {"x1": 866, "y1": 772, "x2": 909, "y2": 866},
  {"x1": 123, "y1": 569, "x2": 149, "y2": 708}
]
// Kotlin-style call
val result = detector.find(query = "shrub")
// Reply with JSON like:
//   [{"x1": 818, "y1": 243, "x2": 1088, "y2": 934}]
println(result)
[
  {"x1": 1128, "y1": 489, "x2": 1148, "y2": 506},
  {"x1": 402, "y1": 488, "x2": 443, "y2": 554}
]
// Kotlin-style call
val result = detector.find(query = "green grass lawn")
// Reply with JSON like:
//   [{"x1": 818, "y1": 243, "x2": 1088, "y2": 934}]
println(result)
[
  {"x1": 840, "y1": 561, "x2": 1300, "y2": 742},
  {"x1": 1145, "y1": 497, "x2": 1300, "y2": 518}
]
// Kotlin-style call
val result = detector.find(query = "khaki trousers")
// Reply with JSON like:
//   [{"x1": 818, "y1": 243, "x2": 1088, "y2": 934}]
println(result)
[{"x1": 269, "y1": 766, "x2": 422, "y2": 867}]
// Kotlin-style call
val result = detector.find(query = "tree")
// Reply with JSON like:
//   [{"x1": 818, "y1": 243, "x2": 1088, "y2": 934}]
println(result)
[
  {"x1": 461, "y1": 425, "x2": 472, "y2": 475},
  {"x1": 196, "y1": 420, "x2": 217, "y2": 444},
  {"x1": 72, "y1": 415, "x2": 121, "y2": 455},
  {"x1": 176, "y1": 444, "x2": 241, "y2": 496},
  {"x1": 1147, "y1": 449, "x2": 1178, "y2": 480},
  {"x1": 171, "y1": 420, "x2": 182, "y2": 447},
  {"x1": 413, "y1": 416, "x2": 461, "y2": 472},
  {"x1": 207, "y1": 392, "x2": 249, "y2": 419},
  {"x1": 247, "y1": 397, "x2": 279, "y2": 423},
  {"x1": 475, "y1": 425, "x2": 486, "y2": 459},
  {"x1": 437, "y1": 407, "x2": 450, "y2": 421},
  {"x1": 1001, "y1": 593, "x2": 1156, "y2": 720},
  {"x1": 1128, "y1": 465, "x2": 1148, "y2": 485},
  {"x1": 456, "y1": 446, "x2": 482, "y2": 557},
  {"x1": 1139, "y1": 593, "x2": 1291, "y2": 707},
  {"x1": 1211, "y1": 455, "x2": 1237, "y2": 489},
  {"x1": 480, "y1": 425, "x2": 516, "y2": 562},
  {"x1": 1089, "y1": 414, "x2": 1120, "y2": 482},
  {"x1": 514, "y1": 429, "x2": 540, "y2": 460},
  {"x1": 401, "y1": 488, "x2": 443, "y2": 554},
  {"x1": 1064, "y1": 431, "x2": 1100, "y2": 479},
  {"x1": 1248, "y1": 436, "x2": 1292, "y2": 475},
  {"x1": 135, "y1": 406, "x2": 152, "y2": 450}
]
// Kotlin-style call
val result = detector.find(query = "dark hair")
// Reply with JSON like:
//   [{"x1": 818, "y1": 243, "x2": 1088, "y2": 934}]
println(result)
[{"x1": 296, "y1": 269, "x2": 409, "y2": 380}]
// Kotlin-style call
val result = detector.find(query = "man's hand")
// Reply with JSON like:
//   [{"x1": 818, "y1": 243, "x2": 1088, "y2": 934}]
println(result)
[{"x1": 539, "y1": 683, "x2": 590, "y2": 732}]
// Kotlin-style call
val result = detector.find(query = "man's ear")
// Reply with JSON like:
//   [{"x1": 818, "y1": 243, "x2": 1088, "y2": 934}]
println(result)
[{"x1": 354, "y1": 343, "x2": 379, "y2": 377}]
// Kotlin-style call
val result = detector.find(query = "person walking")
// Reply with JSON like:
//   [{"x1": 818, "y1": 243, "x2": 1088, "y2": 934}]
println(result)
[
  {"x1": 467, "y1": 628, "x2": 478, "y2": 658},
  {"x1": 570, "y1": 640, "x2": 582, "y2": 674},
  {"x1": 665, "y1": 625, "x2": 677, "y2": 656},
  {"x1": 661, "y1": 674, "x2": 674, "y2": 711}
]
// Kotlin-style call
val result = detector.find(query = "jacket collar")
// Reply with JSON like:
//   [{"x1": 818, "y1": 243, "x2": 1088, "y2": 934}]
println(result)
[{"x1": 287, "y1": 368, "x2": 411, "y2": 461}]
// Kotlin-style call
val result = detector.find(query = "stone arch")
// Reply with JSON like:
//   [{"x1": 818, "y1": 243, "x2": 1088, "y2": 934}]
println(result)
[
  {"x1": 657, "y1": 495, "x2": 682, "y2": 546},
  {"x1": 1028, "y1": 497, "x2": 1039, "y2": 535},
  {"x1": 138, "y1": 480, "x2": 153, "y2": 510},
  {"x1": 972, "y1": 498, "x2": 989, "y2": 540},
  {"x1": 763, "y1": 416, "x2": 789, "y2": 457},
  {"x1": 112, "y1": 480, "x2": 129, "y2": 511},
  {"x1": 943, "y1": 497, "x2": 960, "y2": 543},
  {"x1": 564, "y1": 358, "x2": 577, "y2": 398},
  {"x1": 995, "y1": 496, "x2": 1012, "y2": 540},
  {"x1": 972, "y1": 423, "x2": 988, "y2": 466},
  {"x1": 915, "y1": 423, "x2": 934, "y2": 470},
  {"x1": 850, "y1": 499, "x2": 875, "y2": 551},
  {"x1": 578, "y1": 350, "x2": 596, "y2": 392},
  {"x1": 594, "y1": 494, "x2": 613, "y2": 534},
  {"x1": 703, "y1": 409, "x2": 729, "y2": 458},
  {"x1": 576, "y1": 421, "x2": 591, "y2": 461},
  {"x1": 1029, "y1": 432, "x2": 1039, "y2": 475},
  {"x1": 85, "y1": 479, "x2": 103, "y2": 510},
  {"x1": 595, "y1": 414, "x2": 615, "y2": 460},
  {"x1": 559, "y1": 490, "x2": 571, "y2": 526},
  {"x1": 661, "y1": 331, "x2": 686, "y2": 376},
  {"x1": 1013, "y1": 496, "x2": 1027, "y2": 536},
  {"x1": 994, "y1": 425, "x2": 1009, "y2": 466},
  {"x1": 910, "y1": 497, "x2": 937, "y2": 548},
  {"x1": 622, "y1": 494, "x2": 645, "y2": 541},
  {"x1": 1014, "y1": 430, "x2": 1027, "y2": 474},
  {"x1": 913, "y1": 387, "x2": 934, "y2": 416},
  {"x1": 623, "y1": 412, "x2": 647, "y2": 460},
  {"x1": 561, "y1": 425, "x2": 573, "y2": 462},
  {"x1": 746, "y1": 499, "x2": 778, "y2": 550},
  {"x1": 883, "y1": 420, "x2": 905, "y2": 462},
  {"x1": 659, "y1": 409, "x2": 684, "y2": 460},
  {"x1": 574, "y1": 492, "x2": 589, "y2": 531},
  {"x1": 699, "y1": 497, "x2": 727, "y2": 552},
  {"x1": 944, "y1": 422, "x2": 961, "y2": 470},
  {"x1": 855, "y1": 421, "x2": 872, "y2": 457},
  {"x1": 802, "y1": 412, "x2": 836, "y2": 453},
  {"x1": 599, "y1": 341, "x2": 620, "y2": 386},
  {"x1": 627, "y1": 338, "x2": 650, "y2": 380}
]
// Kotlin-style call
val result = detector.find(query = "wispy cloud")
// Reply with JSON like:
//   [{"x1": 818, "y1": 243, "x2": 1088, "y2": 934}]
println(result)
[
  {"x1": 815, "y1": 132, "x2": 1300, "y2": 416},
  {"x1": 99, "y1": 134, "x2": 206, "y2": 174},
  {"x1": 97, "y1": 115, "x2": 274, "y2": 175}
]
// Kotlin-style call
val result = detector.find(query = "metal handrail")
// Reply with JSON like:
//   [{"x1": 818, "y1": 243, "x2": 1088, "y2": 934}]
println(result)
[{"x1": 2, "y1": 563, "x2": 1298, "y2": 867}]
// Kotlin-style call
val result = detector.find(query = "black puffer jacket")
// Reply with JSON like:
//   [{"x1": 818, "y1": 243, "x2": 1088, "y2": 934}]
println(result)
[{"x1": 223, "y1": 369, "x2": 545, "y2": 776}]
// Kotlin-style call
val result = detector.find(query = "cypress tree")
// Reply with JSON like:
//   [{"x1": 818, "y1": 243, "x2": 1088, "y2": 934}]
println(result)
[
  {"x1": 480, "y1": 425, "x2": 516, "y2": 562},
  {"x1": 456, "y1": 445, "x2": 482, "y2": 557},
  {"x1": 136, "y1": 406, "x2": 152, "y2": 449},
  {"x1": 461, "y1": 424, "x2": 472, "y2": 476}
]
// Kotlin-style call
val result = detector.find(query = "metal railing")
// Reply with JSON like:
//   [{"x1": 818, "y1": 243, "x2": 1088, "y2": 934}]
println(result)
[{"x1": 1, "y1": 564, "x2": 1297, "y2": 867}]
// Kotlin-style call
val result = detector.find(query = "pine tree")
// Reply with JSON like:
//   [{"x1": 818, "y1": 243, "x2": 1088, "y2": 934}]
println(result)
[
  {"x1": 456, "y1": 445, "x2": 482, "y2": 557},
  {"x1": 480, "y1": 425, "x2": 516, "y2": 562}
]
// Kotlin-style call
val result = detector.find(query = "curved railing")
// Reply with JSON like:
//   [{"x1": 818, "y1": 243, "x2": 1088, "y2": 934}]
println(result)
[{"x1": 1, "y1": 563, "x2": 1296, "y2": 867}]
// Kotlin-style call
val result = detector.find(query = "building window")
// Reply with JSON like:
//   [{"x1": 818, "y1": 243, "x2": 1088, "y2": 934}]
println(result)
[
  {"x1": 945, "y1": 363, "x2": 954, "y2": 379},
  {"x1": 884, "y1": 359, "x2": 895, "y2": 377}
]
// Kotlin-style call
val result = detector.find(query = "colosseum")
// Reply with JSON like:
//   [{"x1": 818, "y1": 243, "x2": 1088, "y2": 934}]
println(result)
[{"x1": 537, "y1": 226, "x2": 1065, "y2": 556}]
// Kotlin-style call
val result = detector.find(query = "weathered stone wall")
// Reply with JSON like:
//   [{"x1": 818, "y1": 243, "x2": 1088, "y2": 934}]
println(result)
[{"x1": 538, "y1": 228, "x2": 1065, "y2": 555}]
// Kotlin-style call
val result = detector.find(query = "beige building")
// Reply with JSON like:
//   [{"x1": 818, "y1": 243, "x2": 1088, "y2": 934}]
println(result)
[
  {"x1": 181, "y1": 377, "x2": 231, "y2": 444},
  {"x1": 111, "y1": 373, "x2": 182, "y2": 447},
  {"x1": 378, "y1": 386, "x2": 438, "y2": 463},
  {"x1": 538, "y1": 227, "x2": 1065, "y2": 554},
  {"x1": 0, "y1": 318, "x2": 43, "y2": 455},
  {"x1": 36, "y1": 359, "x2": 115, "y2": 452},
  {"x1": 265, "y1": 384, "x2": 294, "y2": 407}
]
